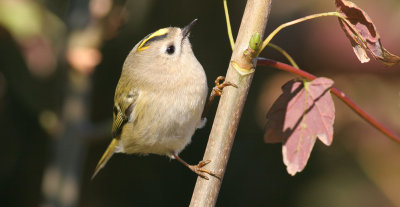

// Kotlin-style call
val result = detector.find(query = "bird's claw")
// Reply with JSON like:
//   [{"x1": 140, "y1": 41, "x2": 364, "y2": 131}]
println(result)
[
  {"x1": 189, "y1": 160, "x2": 219, "y2": 180},
  {"x1": 212, "y1": 76, "x2": 238, "y2": 97}
]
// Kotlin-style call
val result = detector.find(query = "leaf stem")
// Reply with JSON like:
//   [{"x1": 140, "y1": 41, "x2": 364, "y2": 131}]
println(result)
[
  {"x1": 257, "y1": 12, "x2": 342, "y2": 56},
  {"x1": 223, "y1": 0, "x2": 235, "y2": 50},
  {"x1": 256, "y1": 58, "x2": 400, "y2": 144},
  {"x1": 267, "y1": 43, "x2": 299, "y2": 68}
]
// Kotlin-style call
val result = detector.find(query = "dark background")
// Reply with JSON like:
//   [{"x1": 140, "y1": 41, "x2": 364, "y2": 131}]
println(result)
[{"x1": 1, "y1": 0, "x2": 400, "y2": 206}]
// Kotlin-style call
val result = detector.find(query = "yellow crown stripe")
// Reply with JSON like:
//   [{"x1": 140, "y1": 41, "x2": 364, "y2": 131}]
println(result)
[{"x1": 138, "y1": 28, "x2": 169, "y2": 51}]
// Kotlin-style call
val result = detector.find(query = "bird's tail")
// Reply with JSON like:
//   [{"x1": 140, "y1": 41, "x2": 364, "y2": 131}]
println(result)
[{"x1": 91, "y1": 138, "x2": 119, "y2": 180}]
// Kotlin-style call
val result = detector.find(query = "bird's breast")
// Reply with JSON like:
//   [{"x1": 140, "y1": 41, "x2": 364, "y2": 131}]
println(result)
[{"x1": 120, "y1": 73, "x2": 207, "y2": 155}]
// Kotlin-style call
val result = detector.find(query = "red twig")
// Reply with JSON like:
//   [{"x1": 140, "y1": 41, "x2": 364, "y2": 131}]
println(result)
[{"x1": 257, "y1": 57, "x2": 400, "y2": 144}]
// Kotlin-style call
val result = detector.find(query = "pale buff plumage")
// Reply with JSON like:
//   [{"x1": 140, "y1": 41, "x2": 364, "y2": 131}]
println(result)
[{"x1": 92, "y1": 20, "x2": 207, "y2": 179}]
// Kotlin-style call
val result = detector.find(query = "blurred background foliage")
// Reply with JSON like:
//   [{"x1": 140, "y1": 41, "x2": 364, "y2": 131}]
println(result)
[{"x1": 0, "y1": 0, "x2": 399, "y2": 206}]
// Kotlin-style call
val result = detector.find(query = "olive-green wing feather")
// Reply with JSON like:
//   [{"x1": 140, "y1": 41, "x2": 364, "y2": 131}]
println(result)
[
  {"x1": 91, "y1": 138, "x2": 119, "y2": 179},
  {"x1": 92, "y1": 89, "x2": 138, "y2": 179},
  {"x1": 112, "y1": 106, "x2": 128, "y2": 138},
  {"x1": 112, "y1": 89, "x2": 138, "y2": 138}
]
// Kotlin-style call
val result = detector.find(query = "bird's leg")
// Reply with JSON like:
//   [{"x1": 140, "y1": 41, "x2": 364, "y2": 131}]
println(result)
[
  {"x1": 173, "y1": 153, "x2": 219, "y2": 180},
  {"x1": 201, "y1": 76, "x2": 238, "y2": 118}
]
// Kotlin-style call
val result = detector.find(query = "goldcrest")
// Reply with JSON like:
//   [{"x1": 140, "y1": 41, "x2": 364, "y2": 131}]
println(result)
[{"x1": 92, "y1": 19, "x2": 213, "y2": 179}]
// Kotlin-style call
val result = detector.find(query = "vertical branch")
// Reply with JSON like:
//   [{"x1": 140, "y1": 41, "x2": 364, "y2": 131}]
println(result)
[{"x1": 189, "y1": 0, "x2": 272, "y2": 206}]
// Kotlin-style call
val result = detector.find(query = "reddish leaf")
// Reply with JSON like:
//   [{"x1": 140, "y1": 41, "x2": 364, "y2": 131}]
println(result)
[
  {"x1": 335, "y1": 0, "x2": 400, "y2": 66},
  {"x1": 264, "y1": 78, "x2": 335, "y2": 175}
]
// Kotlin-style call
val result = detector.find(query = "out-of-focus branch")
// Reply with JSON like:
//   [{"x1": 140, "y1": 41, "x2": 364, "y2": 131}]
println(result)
[
  {"x1": 189, "y1": 0, "x2": 272, "y2": 206},
  {"x1": 41, "y1": 1, "x2": 127, "y2": 206}
]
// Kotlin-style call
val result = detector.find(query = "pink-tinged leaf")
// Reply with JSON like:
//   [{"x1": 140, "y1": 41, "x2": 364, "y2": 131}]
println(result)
[
  {"x1": 264, "y1": 78, "x2": 335, "y2": 175},
  {"x1": 335, "y1": 0, "x2": 400, "y2": 66},
  {"x1": 352, "y1": 44, "x2": 370, "y2": 63}
]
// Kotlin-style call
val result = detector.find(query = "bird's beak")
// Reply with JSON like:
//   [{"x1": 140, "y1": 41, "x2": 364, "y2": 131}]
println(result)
[{"x1": 182, "y1": 19, "x2": 197, "y2": 39}]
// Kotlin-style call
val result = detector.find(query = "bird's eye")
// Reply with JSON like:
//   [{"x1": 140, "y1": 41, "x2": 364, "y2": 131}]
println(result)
[{"x1": 166, "y1": 45, "x2": 175, "y2": 54}]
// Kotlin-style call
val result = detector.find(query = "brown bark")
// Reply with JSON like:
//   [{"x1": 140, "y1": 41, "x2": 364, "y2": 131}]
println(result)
[{"x1": 189, "y1": 0, "x2": 272, "y2": 206}]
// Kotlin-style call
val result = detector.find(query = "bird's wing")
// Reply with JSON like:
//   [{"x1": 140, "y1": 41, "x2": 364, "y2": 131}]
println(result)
[
  {"x1": 112, "y1": 89, "x2": 139, "y2": 138},
  {"x1": 91, "y1": 89, "x2": 139, "y2": 179}
]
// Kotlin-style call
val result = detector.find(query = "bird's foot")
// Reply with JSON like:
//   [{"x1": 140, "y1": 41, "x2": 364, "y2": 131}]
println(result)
[
  {"x1": 201, "y1": 76, "x2": 238, "y2": 119},
  {"x1": 187, "y1": 160, "x2": 219, "y2": 180},
  {"x1": 173, "y1": 154, "x2": 219, "y2": 180},
  {"x1": 212, "y1": 76, "x2": 238, "y2": 97}
]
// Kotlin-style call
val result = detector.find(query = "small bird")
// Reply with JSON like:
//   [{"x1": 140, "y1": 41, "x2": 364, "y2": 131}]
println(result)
[{"x1": 92, "y1": 19, "x2": 216, "y2": 179}]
